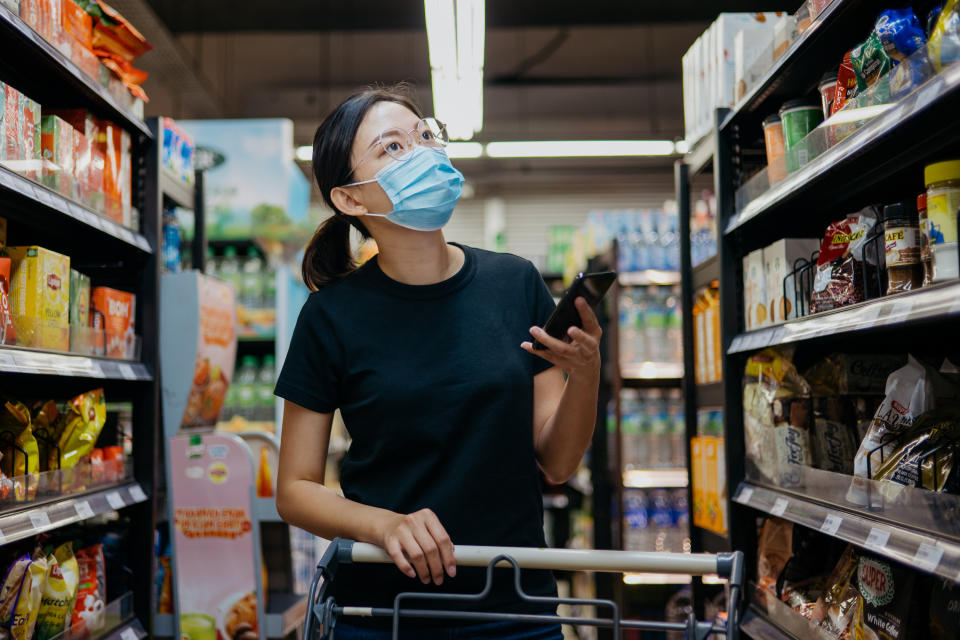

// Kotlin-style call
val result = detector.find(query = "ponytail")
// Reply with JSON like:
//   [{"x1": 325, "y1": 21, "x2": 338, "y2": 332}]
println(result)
[
  {"x1": 304, "y1": 85, "x2": 422, "y2": 289},
  {"x1": 301, "y1": 213, "x2": 370, "y2": 291}
]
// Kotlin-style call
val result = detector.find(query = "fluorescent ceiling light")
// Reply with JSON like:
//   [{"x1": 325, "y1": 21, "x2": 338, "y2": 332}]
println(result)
[
  {"x1": 295, "y1": 145, "x2": 312, "y2": 162},
  {"x1": 485, "y1": 140, "x2": 678, "y2": 158},
  {"x1": 675, "y1": 140, "x2": 690, "y2": 154},
  {"x1": 425, "y1": 0, "x2": 485, "y2": 141},
  {"x1": 445, "y1": 142, "x2": 484, "y2": 158}
]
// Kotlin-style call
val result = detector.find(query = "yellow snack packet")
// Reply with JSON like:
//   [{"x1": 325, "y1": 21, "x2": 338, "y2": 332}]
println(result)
[
  {"x1": 57, "y1": 390, "x2": 106, "y2": 470},
  {"x1": 0, "y1": 402, "x2": 38, "y2": 500},
  {"x1": 35, "y1": 544, "x2": 79, "y2": 640},
  {"x1": 10, "y1": 555, "x2": 48, "y2": 640},
  {"x1": 0, "y1": 555, "x2": 32, "y2": 627}
]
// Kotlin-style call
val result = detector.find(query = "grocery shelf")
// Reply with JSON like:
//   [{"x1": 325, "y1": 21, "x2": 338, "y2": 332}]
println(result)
[
  {"x1": 618, "y1": 270, "x2": 681, "y2": 287},
  {"x1": 265, "y1": 592, "x2": 307, "y2": 638},
  {"x1": 0, "y1": 481, "x2": 149, "y2": 546},
  {"x1": 685, "y1": 130, "x2": 715, "y2": 176},
  {"x1": 733, "y1": 481, "x2": 960, "y2": 584},
  {"x1": 620, "y1": 361, "x2": 684, "y2": 381},
  {"x1": 741, "y1": 606, "x2": 806, "y2": 640},
  {"x1": 623, "y1": 468, "x2": 688, "y2": 489},
  {"x1": 696, "y1": 381, "x2": 724, "y2": 408},
  {"x1": 0, "y1": 164, "x2": 153, "y2": 254},
  {"x1": 101, "y1": 619, "x2": 148, "y2": 640},
  {"x1": 160, "y1": 168, "x2": 196, "y2": 210},
  {"x1": 727, "y1": 280, "x2": 960, "y2": 354},
  {"x1": 718, "y1": 0, "x2": 878, "y2": 133},
  {"x1": 726, "y1": 58, "x2": 960, "y2": 237},
  {"x1": 0, "y1": 5, "x2": 151, "y2": 139},
  {"x1": 0, "y1": 346, "x2": 152, "y2": 380},
  {"x1": 691, "y1": 254, "x2": 719, "y2": 290}
]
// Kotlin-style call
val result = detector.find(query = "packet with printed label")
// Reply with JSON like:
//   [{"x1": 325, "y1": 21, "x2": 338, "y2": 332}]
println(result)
[
  {"x1": 36, "y1": 543, "x2": 80, "y2": 640},
  {"x1": 90, "y1": 287, "x2": 135, "y2": 359}
]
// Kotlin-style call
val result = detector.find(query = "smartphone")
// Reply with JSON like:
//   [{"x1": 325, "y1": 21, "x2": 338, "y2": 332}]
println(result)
[{"x1": 533, "y1": 271, "x2": 617, "y2": 350}]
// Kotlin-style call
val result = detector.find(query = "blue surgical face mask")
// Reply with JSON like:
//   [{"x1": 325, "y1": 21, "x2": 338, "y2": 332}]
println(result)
[{"x1": 346, "y1": 146, "x2": 464, "y2": 231}]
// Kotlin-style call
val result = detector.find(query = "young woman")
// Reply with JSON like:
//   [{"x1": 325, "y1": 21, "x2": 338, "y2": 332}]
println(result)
[{"x1": 275, "y1": 87, "x2": 602, "y2": 639}]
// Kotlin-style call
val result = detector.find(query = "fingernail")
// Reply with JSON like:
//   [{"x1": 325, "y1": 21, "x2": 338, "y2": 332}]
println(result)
[
  {"x1": 568, "y1": 327, "x2": 578, "y2": 336},
  {"x1": 448, "y1": 566, "x2": 456, "y2": 577},
  {"x1": 530, "y1": 326, "x2": 540, "y2": 334},
  {"x1": 407, "y1": 570, "x2": 416, "y2": 579}
]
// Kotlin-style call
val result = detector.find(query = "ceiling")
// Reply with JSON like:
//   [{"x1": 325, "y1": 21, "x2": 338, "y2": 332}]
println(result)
[{"x1": 129, "y1": 0, "x2": 803, "y2": 195}]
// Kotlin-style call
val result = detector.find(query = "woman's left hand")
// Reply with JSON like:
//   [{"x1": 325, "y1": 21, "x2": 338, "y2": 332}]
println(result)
[{"x1": 522, "y1": 297, "x2": 602, "y2": 381}]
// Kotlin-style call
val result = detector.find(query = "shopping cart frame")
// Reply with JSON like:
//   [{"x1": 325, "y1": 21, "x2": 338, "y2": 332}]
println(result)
[{"x1": 303, "y1": 538, "x2": 743, "y2": 640}]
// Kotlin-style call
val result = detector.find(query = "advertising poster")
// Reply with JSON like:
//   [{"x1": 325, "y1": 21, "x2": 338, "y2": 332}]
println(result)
[
  {"x1": 170, "y1": 433, "x2": 260, "y2": 640},
  {"x1": 182, "y1": 276, "x2": 237, "y2": 429}
]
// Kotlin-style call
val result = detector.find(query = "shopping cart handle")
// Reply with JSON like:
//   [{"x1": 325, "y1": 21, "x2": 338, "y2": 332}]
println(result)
[{"x1": 344, "y1": 540, "x2": 737, "y2": 578}]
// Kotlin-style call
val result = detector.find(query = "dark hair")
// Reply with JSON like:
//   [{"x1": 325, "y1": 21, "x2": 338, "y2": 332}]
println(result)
[{"x1": 302, "y1": 87, "x2": 423, "y2": 290}]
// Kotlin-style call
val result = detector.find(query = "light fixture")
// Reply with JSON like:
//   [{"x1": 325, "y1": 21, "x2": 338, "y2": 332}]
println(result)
[
  {"x1": 425, "y1": 0, "x2": 485, "y2": 140},
  {"x1": 485, "y1": 140, "x2": 678, "y2": 158},
  {"x1": 445, "y1": 142, "x2": 484, "y2": 158},
  {"x1": 295, "y1": 145, "x2": 312, "y2": 162}
]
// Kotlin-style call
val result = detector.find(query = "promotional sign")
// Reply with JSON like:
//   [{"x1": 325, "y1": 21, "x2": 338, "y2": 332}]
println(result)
[
  {"x1": 169, "y1": 433, "x2": 262, "y2": 640},
  {"x1": 160, "y1": 272, "x2": 237, "y2": 436}
]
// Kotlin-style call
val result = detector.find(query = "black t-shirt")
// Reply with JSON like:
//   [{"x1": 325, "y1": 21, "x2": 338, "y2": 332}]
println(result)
[{"x1": 274, "y1": 243, "x2": 558, "y2": 619}]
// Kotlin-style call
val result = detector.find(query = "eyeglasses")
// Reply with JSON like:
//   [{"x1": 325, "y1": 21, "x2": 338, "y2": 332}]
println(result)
[{"x1": 345, "y1": 118, "x2": 449, "y2": 183}]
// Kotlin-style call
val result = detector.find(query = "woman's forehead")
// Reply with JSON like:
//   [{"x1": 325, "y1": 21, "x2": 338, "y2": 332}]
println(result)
[{"x1": 356, "y1": 101, "x2": 420, "y2": 148}]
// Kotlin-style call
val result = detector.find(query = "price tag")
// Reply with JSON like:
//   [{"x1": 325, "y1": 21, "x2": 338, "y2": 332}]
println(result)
[
  {"x1": 0, "y1": 169, "x2": 13, "y2": 189},
  {"x1": 771, "y1": 497, "x2": 789, "y2": 517},
  {"x1": 888, "y1": 298, "x2": 915, "y2": 324},
  {"x1": 105, "y1": 491, "x2": 125, "y2": 510},
  {"x1": 768, "y1": 326, "x2": 785, "y2": 346},
  {"x1": 821, "y1": 514, "x2": 843, "y2": 536},
  {"x1": 857, "y1": 302, "x2": 884, "y2": 328},
  {"x1": 913, "y1": 542, "x2": 944, "y2": 572},
  {"x1": 28, "y1": 511, "x2": 52, "y2": 529},
  {"x1": 730, "y1": 335, "x2": 744, "y2": 353},
  {"x1": 75, "y1": 500, "x2": 95, "y2": 520},
  {"x1": 0, "y1": 352, "x2": 14, "y2": 368},
  {"x1": 129, "y1": 485, "x2": 148, "y2": 503},
  {"x1": 120, "y1": 626, "x2": 139, "y2": 640},
  {"x1": 118, "y1": 363, "x2": 137, "y2": 380},
  {"x1": 87, "y1": 214, "x2": 104, "y2": 230},
  {"x1": 89, "y1": 361, "x2": 104, "y2": 377},
  {"x1": 738, "y1": 487, "x2": 754, "y2": 504},
  {"x1": 865, "y1": 527, "x2": 890, "y2": 551}
]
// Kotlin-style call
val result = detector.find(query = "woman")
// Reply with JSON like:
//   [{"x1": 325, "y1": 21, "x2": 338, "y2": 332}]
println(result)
[{"x1": 275, "y1": 87, "x2": 602, "y2": 639}]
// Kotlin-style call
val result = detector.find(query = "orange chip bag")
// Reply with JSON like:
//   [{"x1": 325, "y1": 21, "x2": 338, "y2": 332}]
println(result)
[{"x1": 90, "y1": 287, "x2": 135, "y2": 359}]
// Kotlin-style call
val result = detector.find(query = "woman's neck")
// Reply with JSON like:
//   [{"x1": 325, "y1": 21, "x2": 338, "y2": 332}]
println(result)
[{"x1": 375, "y1": 232, "x2": 464, "y2": 285}]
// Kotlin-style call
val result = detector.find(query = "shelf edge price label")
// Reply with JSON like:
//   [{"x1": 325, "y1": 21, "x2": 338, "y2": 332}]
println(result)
[
  {"x1": 75, "y1": 500, "x2": 95, "y2": 520},
  {"x1": 120, "y1": 626, "x2": 139, "y2": 640},
  {"x1": 865, "y1": 527, "x2": 890, "y2": 551},
  {"x1": 128, "y1": 485, "x2": 148, "y2": 503},
  {"x1": 771, "y1": 497, "x2": 789, "y2": 517},
  {"x1": 118, "y1": 363, "x2": 137, "y2": 380},
  {"x1": 29, "y1": 511, "x2": 52, "y2": 530},
  {"x1": 821, "y1": 514, "x2": 843, "y2": 536},
  {"x1": 105, "y1": 491, "x2": 125, "y2": 510},
  {"x1": 738, "y1": 487, "x2": 754, "y2": 504},
  {"x1": 913, "y1": 542, "x2": 944, "y2": 573},
  {"x1": 0, "y1": 352, "x2": 14, "y2": 368}
]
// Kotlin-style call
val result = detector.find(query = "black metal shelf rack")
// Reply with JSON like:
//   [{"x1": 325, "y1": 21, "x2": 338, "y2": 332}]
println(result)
[
  {"x1": 677, "y1": 0, "x2": 960, "y2": 635},
  {"x1": 0, "y1": 7, "x2": 160, "y2": 631}
]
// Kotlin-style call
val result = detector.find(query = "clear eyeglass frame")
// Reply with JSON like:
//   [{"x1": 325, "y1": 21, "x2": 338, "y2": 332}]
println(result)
[{"x1": 344, "y1": 118, "x2": 449, "y2": 186}]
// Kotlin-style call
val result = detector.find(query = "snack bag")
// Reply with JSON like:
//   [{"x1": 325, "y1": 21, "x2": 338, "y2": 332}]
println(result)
[
  {"x1": 810, "y1": 208, "x2": 881, "y2": 314},
  {"x1": 72, "y1": 544, "x2": 105, "y2": 633},
  {"x1": 876, "y1": 8, "x2": 927, "y2": 63},
  {"x1": 756, "y1": 518, "x2": 793, "y2": 608},
  {"x1": 846, "y1": 356, "x2": 953, "y2": 505},
  {"x1": 35, "y1": 544, "x2": 80, "y2": 640},
  {"x1": 0, "y1": 401, "x2": 39, "y2": 500},
  {"x1": 0, "y1": 555, "x2": 32, "y2": 627},
  {"x1": 929, "y1": 577, "x2": 960, "y2": 639},
  {"x1": 90, "y1": 287, "x2": 135, "y2": 359},
  {"x1": 928, "y1": 0, "x2": 960, "y2": 71},
  {"x1": 851, "y1": 32, "x2": 891, "y2": 92},
  {"x1": 743, "y1": 349, "x2": 813, "y2": 486},
  {"x1": 812, "y1": 545, "x2": 860, "y2": 636},
  {"x1": 872, "y1": 404, "x2": 960, "y2": 495},
  {"x1": 56, "y1": 389, "x2": 106, "y2": 470},
  {"x1": 8, "y1": 554, "x2": 48, "y2": 640},
  {"x1": 849, "y1": 553, "x2": 915, "y2": 640}
]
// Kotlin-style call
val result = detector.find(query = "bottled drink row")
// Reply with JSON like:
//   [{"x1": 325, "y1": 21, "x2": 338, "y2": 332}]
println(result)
[
  {"x1": 221, "y1": 355, "x2": 277, "y2": 425},
  {"x1": 624, "y1": 488, "x2": 691, "y2": 554},
  {"x1": 205, "y1": 246, "x2": 277, "y2": 311},
  {"x1": 613, "y1": 388, "x2": 687, "y2": 470},
  {"x1": 619, "y1": 286, "x2": 683, "y2": 365}
]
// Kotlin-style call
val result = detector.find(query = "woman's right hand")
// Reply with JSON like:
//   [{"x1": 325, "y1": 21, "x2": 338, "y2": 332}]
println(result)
[{"x1": 376, "y1": 508, "x2": 457, "y2": 585}]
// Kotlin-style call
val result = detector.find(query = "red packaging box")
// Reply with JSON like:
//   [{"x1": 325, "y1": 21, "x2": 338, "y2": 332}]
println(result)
[
  {"x1": 3, "y1": 85, "x2": 20, "y2": 163},
  {"x1": 20, "y1": 94, "x2": 40, "y2": 181},
  {"x1": 73, "y1": 129, "x2": 91, "y2": 207}
]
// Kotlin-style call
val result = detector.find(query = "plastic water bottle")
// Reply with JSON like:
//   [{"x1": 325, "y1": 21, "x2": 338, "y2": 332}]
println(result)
[
  {"x1": 256, "y1": 355, "x2": 276, "y2": 424},
  {"x1": 643, "y1": 288, "x2": 667, "y2": 362},
  {"x1": 666, "y1": 286, "x2": 683, "y2": 363},
  {"x1": 624, "y1": 489, "x2": 649, "y2": 551},
  {"x1": 162, "y1": 210, "x2": 181, "y2": 273},
  {"x1": 667, "y1": 389, "x2": 686, "y2": 468},
  {"x1": 235, "y1": 355, "x2": 259, "y2": 421},
  {"x1": 647, "y1": 391, "x2": 672, "y2": 468},
  {"x1": 649, "y1": 489, "x2": 674, "y2": 552},
  {"x1": 621, "y1": 390, "x2": 641, "y2": 469},
  {"x1": 241, "y1": 247, "x2": 263, "y2": 309},
  {"x1": 203, "y1": 247, "x2": 217, "y2": 278},
  {"x1": 219, "y1": 246, "x2": 241, "y2": 296},
  {"x1": 263, "y1": 265, "x2": 277, "y2": 310}
]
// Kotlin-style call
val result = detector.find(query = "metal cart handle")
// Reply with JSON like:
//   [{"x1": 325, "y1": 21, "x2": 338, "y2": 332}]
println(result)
[{"x1": 305, "y1": 539, "x2": 743, "y2": 640}]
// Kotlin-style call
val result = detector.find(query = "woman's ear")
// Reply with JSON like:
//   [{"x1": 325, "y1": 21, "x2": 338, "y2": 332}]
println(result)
[{"x1": 330, "y1": 186, "x2": 369, "y2": 218}]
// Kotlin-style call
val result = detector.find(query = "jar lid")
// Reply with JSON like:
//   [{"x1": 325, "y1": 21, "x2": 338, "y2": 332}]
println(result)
[
  {"x1": 819, "y1": 72, "x2": 838, "y2": 88},
  {"x1": 924, "y1": 159, "x2": 960, "y2": 186},
  {"x1": 779, "y1": 98, "x2": 820, "y2": 113},
  {"x1": 762, "y1": 113, "x2": 782, "y2": 127},
  {"x1": 882, "y1": 201, "x2": 918, "y2": 224}
]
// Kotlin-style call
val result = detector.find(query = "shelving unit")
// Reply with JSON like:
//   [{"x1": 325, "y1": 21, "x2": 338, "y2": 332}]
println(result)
[
  {"x1": 0, "y1": 5, "x2": 160, "y2": 633},
  {"x1": 680, "y1": 0, "x2": 960, "y2": 635}
]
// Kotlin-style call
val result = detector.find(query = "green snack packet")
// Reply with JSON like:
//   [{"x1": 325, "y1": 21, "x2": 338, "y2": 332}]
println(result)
[
  {"x1": 69, "y1": 270, "x2": 90, "y2": 327},
  {"x1": 851, "y1": 32, "x2": 892, "y2": 91}
]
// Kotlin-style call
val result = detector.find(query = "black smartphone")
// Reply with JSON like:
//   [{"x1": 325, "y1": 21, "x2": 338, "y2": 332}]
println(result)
[{"x1": 533, "y1": 271, "x2": 617, "y2": 350}]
